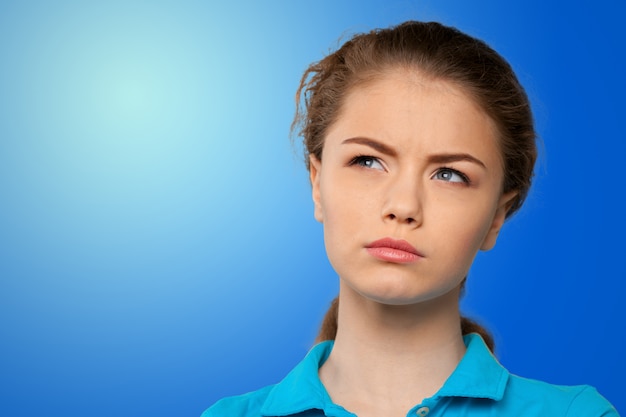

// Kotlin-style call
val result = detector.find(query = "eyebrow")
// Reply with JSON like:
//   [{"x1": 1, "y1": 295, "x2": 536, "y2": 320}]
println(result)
[
  {"x1": 342, "y1": 137, "x2": 487, "y2": 169},
  {"x1": 428, "y1": 153, "x2": 487, "y2": 169},
  {"x1": 341, "y1": 137, "x2": 397, "y2": 157}
]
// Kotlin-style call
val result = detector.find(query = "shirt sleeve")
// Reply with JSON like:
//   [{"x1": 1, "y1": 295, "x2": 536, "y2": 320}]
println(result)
[{"x1": 566, "y1": 386, "x2": 620, "y2": 417}]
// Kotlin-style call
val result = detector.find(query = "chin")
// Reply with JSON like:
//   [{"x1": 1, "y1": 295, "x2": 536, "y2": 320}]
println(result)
[
  {"x1": 355, "y1": 281, "x2": 462, "y2": 307},
  {"x1": 367, "y1": 294, "x2": 442, "y2": 306}
]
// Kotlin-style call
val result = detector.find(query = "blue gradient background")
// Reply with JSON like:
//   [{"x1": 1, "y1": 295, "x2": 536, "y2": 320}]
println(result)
[{"x1": 0, "y1": 1, "x2": 624, "y2": 416}]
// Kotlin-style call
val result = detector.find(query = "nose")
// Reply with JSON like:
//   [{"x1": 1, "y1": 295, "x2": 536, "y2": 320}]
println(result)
[{"x1": 381, "y1": 174, "x2": 423, "y2": 227}]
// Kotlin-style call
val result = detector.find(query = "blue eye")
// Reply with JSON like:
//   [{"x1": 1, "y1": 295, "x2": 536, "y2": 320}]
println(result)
[
  {"x1": 433, "y1": 168, "x2": 469, "y2": 184},
  {"x1": 350, "y1": 155, "x2": 385, "y2": 171}
]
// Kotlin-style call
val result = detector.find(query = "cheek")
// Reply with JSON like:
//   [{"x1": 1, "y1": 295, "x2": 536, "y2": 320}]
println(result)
[
  {"x1": 320, "y1": 173, "x2": 372, "y2": 225},
  {"x1": 457, "y1": 206, "x2": 497, "y2": 250},
  {"x1": 319, "y1": 178, "x2": 374, "y2": 260},
  {"x1": 431, "y1": 200, "x2": 496, "y2": 253},
  {"x1": 321, "y1": 187, "x2": 359, "y2": 236}
]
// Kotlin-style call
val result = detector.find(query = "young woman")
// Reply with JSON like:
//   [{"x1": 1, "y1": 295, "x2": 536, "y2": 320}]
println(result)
[{"x1": 202, "y1": 21, "x2": 618, "y2": 417}]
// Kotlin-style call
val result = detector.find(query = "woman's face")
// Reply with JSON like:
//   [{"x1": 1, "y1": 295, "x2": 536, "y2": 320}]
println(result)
[{"x1": 310, "y1": 71, "x2": 516, "y2": 306}]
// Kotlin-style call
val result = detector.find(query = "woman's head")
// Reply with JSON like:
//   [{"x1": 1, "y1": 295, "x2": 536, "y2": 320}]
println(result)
[
  {"x1": 294, "y1": 20, "x2": 536, "y2": 218},
  {"x1": 295, "y1": 21, "x2": 537, "y2": 349}
]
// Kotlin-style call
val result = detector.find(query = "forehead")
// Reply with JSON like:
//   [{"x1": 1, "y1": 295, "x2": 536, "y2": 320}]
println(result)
[{"x1": 327, "y1": 70, "x2": 503, "y2": 168}]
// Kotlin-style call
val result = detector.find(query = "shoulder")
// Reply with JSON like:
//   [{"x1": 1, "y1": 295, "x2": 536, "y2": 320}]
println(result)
[
  {"x1": 504, "y1": 374, "x2": 619, "y2": 416},
  {"x1": 200, "y1": 385, "x2": 275, "y2": 417},
  {"x1": 445, "y1": 335, "x2": 619, "y2": 416},
  {"x1": 201, "y1": 342, "x2": 335, "y2": 417}
]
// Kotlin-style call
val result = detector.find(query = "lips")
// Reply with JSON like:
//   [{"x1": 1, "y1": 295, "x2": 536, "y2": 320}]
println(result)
[{"x1": 365, "y1": 238, "x2": 423, "y2": 264}]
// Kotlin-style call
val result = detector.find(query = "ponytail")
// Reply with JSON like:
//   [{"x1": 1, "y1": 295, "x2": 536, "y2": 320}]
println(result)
[
  {"x1": 314, "y1": 296, "x2": 495, "y2": 352},
  {"x1": 315, "y1": 297, "x2": 339, "y2": 343},
  {"x1": 460, "y1": 315, "x2": 495, "y2": 352}
]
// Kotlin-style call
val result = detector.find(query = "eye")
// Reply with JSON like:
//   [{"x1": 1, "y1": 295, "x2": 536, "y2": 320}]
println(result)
[
  {"x1": 349, "y1": 155, "x2": 385, "y2": 171},
  {"x1": 433, "y1": 167, "x2": 469, "y2": 184}
]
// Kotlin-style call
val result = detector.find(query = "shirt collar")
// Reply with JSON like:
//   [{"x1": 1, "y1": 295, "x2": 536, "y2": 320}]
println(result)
[
  {"x1": 261, "y1": 333, "x2": 509, "y2": 416},
  {"x1": 435, "y1": 333, "x2": 509, "y2": 401},
  {"x1": 261, "y1": 341, "x2": 338, "y2": 416}
]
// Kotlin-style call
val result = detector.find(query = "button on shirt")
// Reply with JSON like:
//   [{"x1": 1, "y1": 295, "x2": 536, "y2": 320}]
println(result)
[{"x1": 202, "y1": 333, "x2": 618, "y2": 417}]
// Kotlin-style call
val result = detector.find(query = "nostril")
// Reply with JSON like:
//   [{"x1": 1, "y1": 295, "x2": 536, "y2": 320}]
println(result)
[{"x1": 389, "y1": 214, "x2": 396, "y2": 220}]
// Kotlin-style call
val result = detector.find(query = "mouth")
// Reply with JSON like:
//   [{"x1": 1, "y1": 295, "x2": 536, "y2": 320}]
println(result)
[{"x1": 365, "y1": 238, "x2": 423, "y2": 264}]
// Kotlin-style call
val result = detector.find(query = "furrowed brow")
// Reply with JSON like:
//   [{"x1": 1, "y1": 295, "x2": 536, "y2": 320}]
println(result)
[{"x1": 341, "y1": 137, "x2": 397, "y2": 157}]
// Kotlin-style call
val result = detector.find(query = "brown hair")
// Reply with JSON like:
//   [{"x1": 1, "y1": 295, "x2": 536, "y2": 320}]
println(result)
[{"x1": 293, "y1": 21, "x2": 537, "y2": 352}]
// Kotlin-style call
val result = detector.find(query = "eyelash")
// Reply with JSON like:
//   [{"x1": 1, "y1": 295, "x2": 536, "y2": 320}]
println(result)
[
  {"x1": 434, "y1": 167, "x2": 471, "y2": 185},
  {"x1": 348, "y1": 155, "x2": 384, "y2": 170},
  {"x1": 349, "y1": 156, "x2": 471, "y2": 185}
]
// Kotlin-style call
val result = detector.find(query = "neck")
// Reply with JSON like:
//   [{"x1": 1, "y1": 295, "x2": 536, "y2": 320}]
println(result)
[{"x1": 319, "y1": 283, "x2": 465, "y2": 417}]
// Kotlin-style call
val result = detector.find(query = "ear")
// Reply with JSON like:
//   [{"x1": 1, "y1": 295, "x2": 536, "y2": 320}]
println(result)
[
  {"x1": 309, "y1": 155, "x2": 324, "y2": 223},
  {"x1": 480, "y1": 191, "x2": 518, "y2": 251}
]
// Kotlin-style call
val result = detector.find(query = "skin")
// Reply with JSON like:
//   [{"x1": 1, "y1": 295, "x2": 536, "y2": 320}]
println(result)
[{"x1": 309, "y1": 70, "x2": 517, "y2": 417}]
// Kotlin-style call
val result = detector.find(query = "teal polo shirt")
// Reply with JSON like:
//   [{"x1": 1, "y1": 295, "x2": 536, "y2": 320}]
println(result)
[{"x1": 202, "y1": 333, "x2": 618, "y2": 416}]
